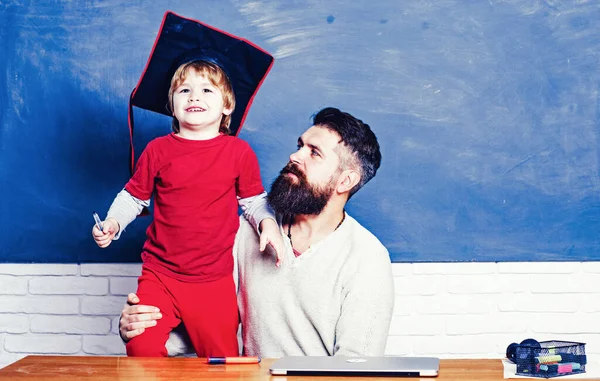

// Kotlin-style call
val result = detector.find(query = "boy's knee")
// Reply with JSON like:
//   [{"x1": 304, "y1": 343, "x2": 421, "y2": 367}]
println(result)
[{"x1": 126, "y1": 337, "x2": 169, "y2": 357}]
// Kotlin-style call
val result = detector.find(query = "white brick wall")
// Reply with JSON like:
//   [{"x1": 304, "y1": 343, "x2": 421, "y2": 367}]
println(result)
[
  {"x1": 385, "y1": 262, "x2": 600, "y2": 359},
  {"x1": 0, "y1": 262, "x2": 599, "y2": 369},
  {"x1": 0, "y1": 264, "x2": 140, "y2": 368}
]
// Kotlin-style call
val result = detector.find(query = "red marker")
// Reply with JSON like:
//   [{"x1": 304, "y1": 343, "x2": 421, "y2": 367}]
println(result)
[{"x1": 206, "y1": 357, "x2": 261, "y2": 364}]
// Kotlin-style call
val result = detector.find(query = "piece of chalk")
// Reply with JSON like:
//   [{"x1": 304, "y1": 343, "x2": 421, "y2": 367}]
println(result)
[
  {"x1": 536, "y1": 354, "x2": 561, "y2": 364},
  {"x1": 563, "y1": 362, "x2": 581, "y2": 371},
  {"x1": 557, "y1": 364, "x2": 573, "y2": 373}
]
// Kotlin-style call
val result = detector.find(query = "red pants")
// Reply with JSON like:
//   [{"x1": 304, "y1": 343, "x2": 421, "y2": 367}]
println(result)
[{"x1": 126, "y1": 266, "x2": 239, "y2": 357}]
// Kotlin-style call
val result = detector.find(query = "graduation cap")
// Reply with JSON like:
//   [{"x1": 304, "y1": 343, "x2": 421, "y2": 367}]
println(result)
[{"x1": 127, "y1": 10, "x2": 274, "y2": 176}]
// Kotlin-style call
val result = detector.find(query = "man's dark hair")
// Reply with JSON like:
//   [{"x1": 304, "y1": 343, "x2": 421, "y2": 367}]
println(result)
[{"x1": 312, "y1": 107, "x2": 381, "y2": 197}]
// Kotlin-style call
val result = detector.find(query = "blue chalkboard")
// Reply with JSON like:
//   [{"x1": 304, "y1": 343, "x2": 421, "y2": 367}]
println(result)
[{"x1": 1, "y1": 1, "x2": 599, "y2": 263}]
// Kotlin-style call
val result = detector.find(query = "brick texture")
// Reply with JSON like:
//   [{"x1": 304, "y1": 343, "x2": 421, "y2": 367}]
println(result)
[{"x1": 0, "y1": 262, "x2": 599, "y2": 370}]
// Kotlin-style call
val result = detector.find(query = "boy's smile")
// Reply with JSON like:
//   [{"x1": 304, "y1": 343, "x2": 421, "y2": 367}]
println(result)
[{"x1": 185, "y1": 106, "x2": 206, "y2": 112}]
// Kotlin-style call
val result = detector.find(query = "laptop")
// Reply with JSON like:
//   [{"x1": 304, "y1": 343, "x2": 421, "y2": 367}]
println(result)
[{"x1": 269, "y1": 356, "x2": 440, "y2": 377}]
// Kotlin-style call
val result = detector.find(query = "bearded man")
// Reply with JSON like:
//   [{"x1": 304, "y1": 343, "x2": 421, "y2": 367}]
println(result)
[{"x1": 119, "y1": 107, "x2": 395, "y2": 357}]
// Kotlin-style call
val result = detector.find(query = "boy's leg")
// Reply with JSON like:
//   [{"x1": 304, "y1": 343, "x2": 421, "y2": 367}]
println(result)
[
  {"x1": 177, "y1": 275, "x2": 239, "y2": 357},
  {"x1": 126, "y1": 267, "x2": 181, "y2": 357}
]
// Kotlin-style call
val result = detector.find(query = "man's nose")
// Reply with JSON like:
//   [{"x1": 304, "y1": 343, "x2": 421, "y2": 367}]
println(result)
[{"x1": 289, "y1": 150, "x2": 302, "y2": 164}]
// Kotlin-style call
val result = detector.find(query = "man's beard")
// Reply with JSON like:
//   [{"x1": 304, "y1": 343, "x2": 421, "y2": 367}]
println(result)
[{"x1": 267, "y1": 162, "x2": 337, "y2": 220}]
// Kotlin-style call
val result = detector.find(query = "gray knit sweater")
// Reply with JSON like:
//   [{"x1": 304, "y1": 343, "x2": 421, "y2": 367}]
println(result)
[{"x1": 234, "y1": 215, "x2": 395, "y2": 357}]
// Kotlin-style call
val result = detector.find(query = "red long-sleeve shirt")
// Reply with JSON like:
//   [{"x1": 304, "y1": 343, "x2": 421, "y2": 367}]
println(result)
[{"x1": 125, "y1": 133, "x2": 264, "y2": 282}]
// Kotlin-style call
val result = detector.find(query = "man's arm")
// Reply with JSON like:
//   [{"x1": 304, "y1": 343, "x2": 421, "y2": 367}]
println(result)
[
  {"x1": 333, "y1": 248, "x2": 395, "y2": 356},
  {"x1": 120, "y1": 293, "x2": 195, "y2": 356},
  {"x1": 119, "y1": 293, "x2": 161, "y2": 341}
]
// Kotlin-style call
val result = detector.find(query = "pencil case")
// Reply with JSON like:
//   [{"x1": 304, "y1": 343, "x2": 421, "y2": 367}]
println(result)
[{"x1": 515, "y1": 340, "x2": 586, "y2": 378}]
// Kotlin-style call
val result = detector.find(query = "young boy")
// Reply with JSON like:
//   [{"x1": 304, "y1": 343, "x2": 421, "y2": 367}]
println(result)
[{"x1": 92, "y1": 12, "x2": 282, "y2": 358}]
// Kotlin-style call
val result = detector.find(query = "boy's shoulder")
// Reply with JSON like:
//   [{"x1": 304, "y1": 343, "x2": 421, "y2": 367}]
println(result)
[
  {"x1": 145, "y1": 134, "x2": 173, "y2": 149},
  {"x1": 135, "y1": 135, "x2": 171, "y2": 159},
  {"x1": 221, "y1": 134, "x2": 254, "y2": 150},
  {"x1": 221, "y1": 134, "x2": 245, "y2": 143}
]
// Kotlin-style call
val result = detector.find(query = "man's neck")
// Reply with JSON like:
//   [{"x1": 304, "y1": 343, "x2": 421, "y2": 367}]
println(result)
[{"x1": 287, "y1": 202, "x2": 346, "y2": 254}]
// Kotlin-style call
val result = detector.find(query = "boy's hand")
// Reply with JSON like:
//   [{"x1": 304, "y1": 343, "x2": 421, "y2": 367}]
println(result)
[
  {"x1": 259, "y1": 218, "x2": 284, "y2": 267},
  {"x1": 92, "y1": 217, "x2": 120, "y2": 248}
]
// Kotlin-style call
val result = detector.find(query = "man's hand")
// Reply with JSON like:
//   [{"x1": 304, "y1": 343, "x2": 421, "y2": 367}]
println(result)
[
  {"x1": 259, "y1": 218, "x2": 284, "y2": 267},
  {"x1": 119, "y1": 293, "x2": 162, "y2": 341}
]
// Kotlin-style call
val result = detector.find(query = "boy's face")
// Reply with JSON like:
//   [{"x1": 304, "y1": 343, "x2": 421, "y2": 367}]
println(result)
[{"x1": 172, "y1": 69, "x2": 232, "y2": 134}]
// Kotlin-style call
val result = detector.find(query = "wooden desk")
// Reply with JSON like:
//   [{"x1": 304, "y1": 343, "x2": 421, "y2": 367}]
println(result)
[{"x1": 0, "y1": 355, "x2": 532, "y2": 380}]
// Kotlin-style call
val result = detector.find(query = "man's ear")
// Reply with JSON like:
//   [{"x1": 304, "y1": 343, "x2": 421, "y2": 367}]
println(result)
[{"x1": 337, "y1": 169, "x2": 361, "y2": 194}]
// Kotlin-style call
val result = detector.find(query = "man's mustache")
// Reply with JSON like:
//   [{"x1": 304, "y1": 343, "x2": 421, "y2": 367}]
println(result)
[{"x1": 280, "y1": 163, "x2": 306, "y2": 181}]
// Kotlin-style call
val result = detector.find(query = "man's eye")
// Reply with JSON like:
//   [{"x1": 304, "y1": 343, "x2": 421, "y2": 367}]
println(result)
[{"x1": 311, "y1": 150, "x2": 320, "y2": 157}]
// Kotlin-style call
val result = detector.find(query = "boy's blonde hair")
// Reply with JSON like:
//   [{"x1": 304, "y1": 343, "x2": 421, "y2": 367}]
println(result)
[{"x1": 168, "y1": 61, "x2": 236, "y2": 135}]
